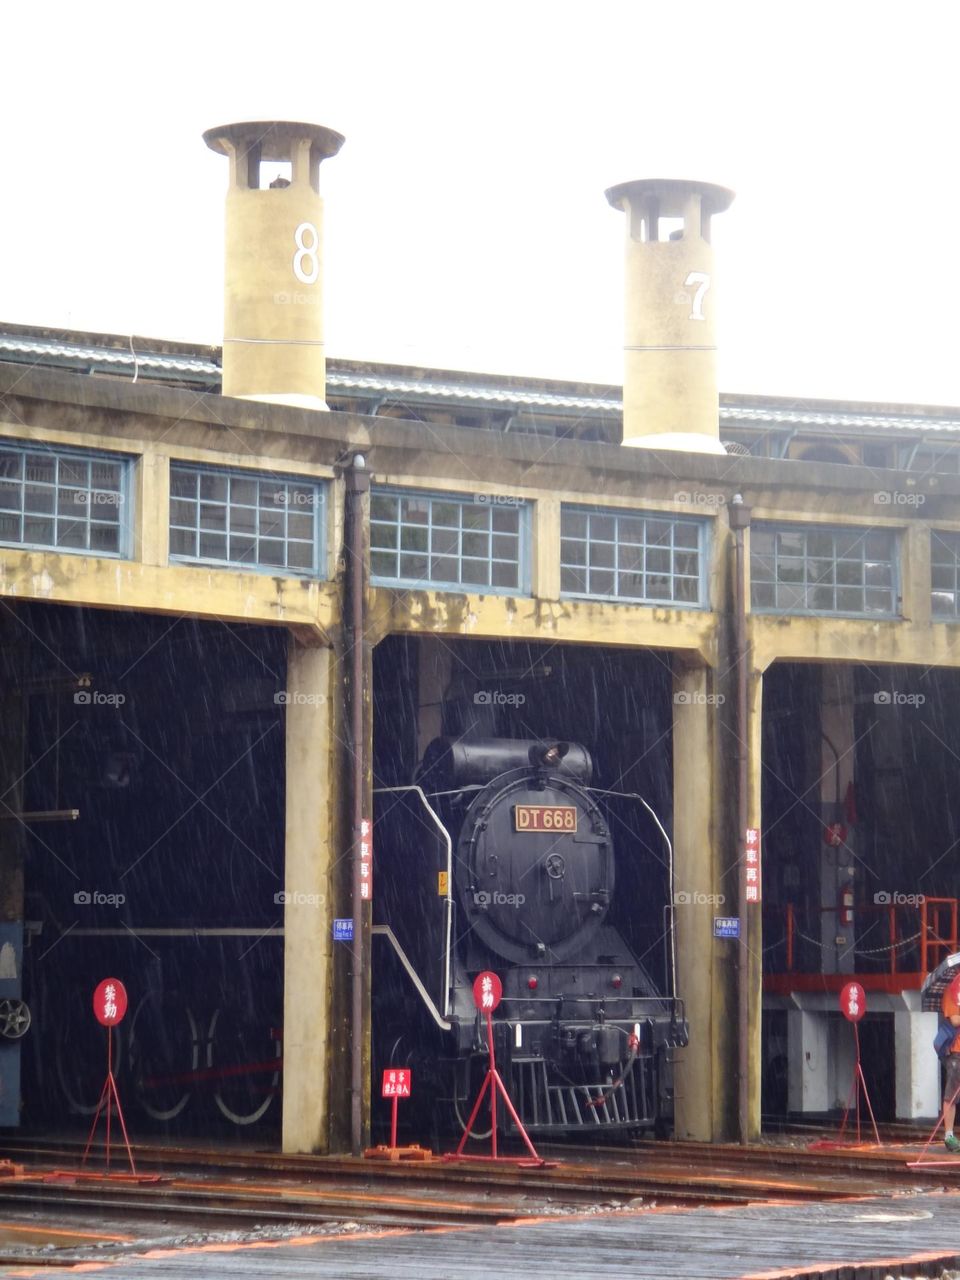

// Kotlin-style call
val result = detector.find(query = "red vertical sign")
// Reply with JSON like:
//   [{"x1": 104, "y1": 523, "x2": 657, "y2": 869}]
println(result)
[
  {"x1": 744, "y1": 827, "x2": 761, "y2": 904},
  {"x1": 359, "y1": 817, "x2": 372, "y2": 902}
]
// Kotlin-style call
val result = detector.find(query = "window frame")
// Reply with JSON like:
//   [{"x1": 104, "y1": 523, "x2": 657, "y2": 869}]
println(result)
[
  {"x1": 558, "y1": 503, "x2": 709, "y2": 609},
  {"x1": 931, "y1": 529, "x2": 960, "y2": 620},
  {"x1": 167, "y1": 461, "x2": 325, "y2": 578},
  {"x1": 0, "y1": 440, "x2": 132, "y2": 559},
  {"x1": 369, "y1": 486, "x2": 531, "y2": 596},
  {"x1": 750, "y1": 521, "x2": 900, "y2": 619}
]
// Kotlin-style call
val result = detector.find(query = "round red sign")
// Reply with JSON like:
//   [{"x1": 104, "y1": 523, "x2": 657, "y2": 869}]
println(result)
[
  {"x1": 472, "y1": 970, "x2": 503, "y2": 1013},
  {"x1": 93, "y1": 978, "x2": 128, "y2": 1027},
  {"x1": 839, "y1": 980, "x2": 866, "y2": 1023}
]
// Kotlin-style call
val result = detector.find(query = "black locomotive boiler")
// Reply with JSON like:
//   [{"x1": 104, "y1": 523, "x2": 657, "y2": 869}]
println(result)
[{"x1": 373, "y1": 736, "x2": 687, "y2": 1137}]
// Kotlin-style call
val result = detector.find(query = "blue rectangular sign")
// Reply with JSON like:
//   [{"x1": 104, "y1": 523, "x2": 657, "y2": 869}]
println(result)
[
  {"x1": 333, "y1": 918, "x2": 354, "y2": 942},
  {"x1": 713, "y1": 916, "x2": 741, "y2": 939}
]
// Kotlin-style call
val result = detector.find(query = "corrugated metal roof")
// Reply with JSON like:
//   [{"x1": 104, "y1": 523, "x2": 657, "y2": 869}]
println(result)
[
  {"x1": 0, "y1": 335, "x2": 219, "y2": 377},
  {"x1": 324, "y1": 371, "x2": 616, "y2": 412},
  {"x1": 3, "y1": 330, "x2": 960, "y2": 434}
]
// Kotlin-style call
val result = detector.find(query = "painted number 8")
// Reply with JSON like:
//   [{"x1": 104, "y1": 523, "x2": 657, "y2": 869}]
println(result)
[{"x1": 293, "y1": 222, "x2": 320, "y2": 285}]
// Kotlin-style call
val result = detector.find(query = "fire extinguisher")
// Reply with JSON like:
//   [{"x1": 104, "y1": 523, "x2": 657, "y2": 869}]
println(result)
[{"x1": 839, "y1": 882, "x2": 855, "y2": 926}]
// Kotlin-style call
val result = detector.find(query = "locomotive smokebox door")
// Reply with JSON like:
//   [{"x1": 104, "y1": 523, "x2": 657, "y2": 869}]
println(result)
[{"x1": 456, "y1": 762, "x2": 613, "y2": 966}]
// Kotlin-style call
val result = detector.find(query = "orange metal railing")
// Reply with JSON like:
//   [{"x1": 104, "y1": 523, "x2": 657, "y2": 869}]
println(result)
[{"x1": 770, "y1": 897, "x2": 958, "y2": 975}]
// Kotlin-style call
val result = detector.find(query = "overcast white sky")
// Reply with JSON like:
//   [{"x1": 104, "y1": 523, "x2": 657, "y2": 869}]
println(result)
[{"x1": 3, "y1": 2, "x2": 959, "y2": 406}]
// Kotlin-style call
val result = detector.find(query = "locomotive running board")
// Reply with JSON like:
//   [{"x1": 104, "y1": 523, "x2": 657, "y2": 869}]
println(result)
[{"x1": 371, "y1": 924, "x2": 452, "y2": 1031}]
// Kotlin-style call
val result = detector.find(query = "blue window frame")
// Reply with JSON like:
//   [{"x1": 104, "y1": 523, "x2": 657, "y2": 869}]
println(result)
[
  {"x1": 0, "y1": 442, "x2": 129, "y2": 557},
  {"x1": 169, "y1": 464, "x2": 324, "y2": 575},
  {"x1": 370, "y1": 488, "x2": 529, "y2": 593},
  {"x1": 560, "y1": 506, "x2": 706, "y2": 607},
  {"x1": 931, "y1": 530, "x2": 960, "y2": 619},
  {"x1": 751, "y1": 524, "x2": 898, "y2": 617}
]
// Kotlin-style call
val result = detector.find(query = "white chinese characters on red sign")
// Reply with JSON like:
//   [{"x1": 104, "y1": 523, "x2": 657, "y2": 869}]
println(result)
[
  {"x1": 839, "y1": 981, "x2": 866, "y2": 1023},
  {"x1": 381, "y1": 1068, "x2": 412, "y2": 1099},
  {"x1": 93, "y1": 977, "x2": 128, "y2": 1027},
  {"x1": 472, "y1": 970, "x2": 503, "y2": 1013},
  {"x1": 359, "y1": 818, "x2": 372, "y2": 902},
  {"x1": 744, "y1": 828, "x2": 762, "y2": 904}
]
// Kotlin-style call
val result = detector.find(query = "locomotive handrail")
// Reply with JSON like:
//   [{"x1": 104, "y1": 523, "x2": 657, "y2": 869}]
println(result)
[
  {"x1": 585, "y1": 787, "x2": 677, "y2": 1003},
  {"x1": 374, "y1": 784, "x2": 454, "y2": 1019},
  {"x1": 370, "y1": 925, "x2": 451, "y2": 1031}
]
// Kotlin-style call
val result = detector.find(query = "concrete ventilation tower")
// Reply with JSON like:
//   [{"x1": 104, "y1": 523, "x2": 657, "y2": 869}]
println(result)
[
  {"x1": 203, "y1": 121, "x2": 345, "y2": 410},
  {"x1": 605, "y1": 179, "x2": 735, "y2": 454}
]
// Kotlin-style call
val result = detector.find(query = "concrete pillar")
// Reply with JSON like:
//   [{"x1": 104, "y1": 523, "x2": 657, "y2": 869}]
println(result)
[
  {"x1": 281, "y1": 638, "x2": 340, "y2": 1153},
  {"x1": 204, "y1": 121, "x2": 344, "y2": 411},
  {"x1": 787, "y1": 1010, "x2": 830, "y2": 1113},
  {"x1": 0, "y1": 613, "x2": 27, "y2": 1127},
  {"x1": 895, "y1": 997, "x2": 940, "y2": 1119},
  {"x1": 672, "y1": 661, "x2": 736, "y2": 1140},
  {"x1": 135, "y1": 450, "x2": 169, "y2": 566},
  {"x1": 605, "y1": 178, "x2": 734, "y2": 453},
  {"x1": 820, "y1": 666, "x2": 857, "y2": 974},
  {"x1": 745, "y1": 666, "x2": 764, "y2": 1138},
  {"x1": 533, "y1": 496, "x2": 561, "y2": 601}
]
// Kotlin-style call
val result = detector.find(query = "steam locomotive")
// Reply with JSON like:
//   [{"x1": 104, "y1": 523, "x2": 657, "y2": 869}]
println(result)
[{"x1": 373, "y1": 735, "x2": 687, "y2": 1137}]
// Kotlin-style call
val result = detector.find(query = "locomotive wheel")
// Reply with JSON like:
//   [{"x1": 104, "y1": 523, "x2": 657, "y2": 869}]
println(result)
[
  {"x1": 452, "y1": 1054, "x2": 493, "y2": 1140},
  {"x1": 0, "y1": 998, "x2": 30, "y2": 1040},
  {"x1": 129, "y1": 993, "x2": 199, "y2": 1122},
  {"x1": 208, "y1": 1006, "x2": 282, "y2": 1127}
]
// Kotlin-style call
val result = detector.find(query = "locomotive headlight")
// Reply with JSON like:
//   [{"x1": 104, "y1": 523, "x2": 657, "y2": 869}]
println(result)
[
  {"x1": 611, "y1": 974, "x2": 623, "y2": 989},
  {"x1": 527, "y1": 976, "x2": 538, "y2": 990}
]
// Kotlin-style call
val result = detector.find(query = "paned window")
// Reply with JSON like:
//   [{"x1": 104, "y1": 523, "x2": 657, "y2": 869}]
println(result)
[
  {"x1": 169, "y1": 465, "x2": 323, "y2": 575},
  {"x1": 0, "y1": 443, "x2": 128, "y2": 556},
  {"x1": 931, "y1": 531, "x2": 960, "y2": 619},
  {"x1": 750, "y1": 524, "x2": 898, "y2": 616},
  {"x1": 370, "y1": 489, "x2": 527, "y2": 592},
  {"x1": 560, "y1": 506, "x2": 705, "y2": 606}
]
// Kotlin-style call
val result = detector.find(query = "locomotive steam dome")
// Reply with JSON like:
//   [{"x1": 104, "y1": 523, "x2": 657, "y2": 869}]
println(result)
[{"x1": 425, "y1": 739, "x2": 615, "y2": 965}]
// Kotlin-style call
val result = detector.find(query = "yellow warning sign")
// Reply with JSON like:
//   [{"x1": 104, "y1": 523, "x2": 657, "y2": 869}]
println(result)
[{"x1": 438, "y1": 871, "x2": 449, "y2": 896}]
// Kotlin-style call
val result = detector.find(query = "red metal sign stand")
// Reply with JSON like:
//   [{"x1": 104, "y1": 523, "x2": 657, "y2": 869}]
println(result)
[
  {"x1": 810, "y1": 982, "x2": 881, "y2": 1150},
  {"x1": 81, "y1": 1021, "x2": 137, "y2": 1175},
  {"x1": 80, "y1": 979, "x2": 136, "y2": 1175},
  {"x1": 445, "y1": 972, "x2": 555, "y2": 1168},
  {"x1": 836, "y1": 1019, "x2": 881, "y2": 1146}
]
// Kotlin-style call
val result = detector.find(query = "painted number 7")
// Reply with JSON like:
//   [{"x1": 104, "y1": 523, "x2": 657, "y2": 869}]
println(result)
[{"x1": 684, "y1": 271, "x2": 710, "y2": 321}]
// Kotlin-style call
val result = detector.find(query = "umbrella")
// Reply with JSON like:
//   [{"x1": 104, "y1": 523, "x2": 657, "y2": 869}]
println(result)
[{"x1": 920, "y1": 951, "x2": 960, "y2": 1011}]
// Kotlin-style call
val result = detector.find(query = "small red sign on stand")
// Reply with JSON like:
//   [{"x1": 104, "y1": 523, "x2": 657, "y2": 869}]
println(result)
[
  {"x1": 446, "y1": 971, "x2": 553, "y2": 1168},
  {"x1": 93, "y1": 978, "x2": 128, "y2": 1027},
  {"x1": 81, "y1": 979, "x2": 137, "y2": 1175},
  {"x1": 839, "y1": 981, "x2": 866, "y2": 1023},
  {"x1": 381, "y1": 1068, "x2": 411, "y2": 1149},
  {"x1": 382, "y1": 1068, "x2": 411, "y2": 1099},
  {"x1": 472, "y1": 970, "x2": 502, "y2": 1013}
]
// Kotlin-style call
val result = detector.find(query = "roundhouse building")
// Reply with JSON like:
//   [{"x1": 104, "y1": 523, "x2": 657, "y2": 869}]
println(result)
[{"x1": 1, "y1": 122, "x2": 959, "y2": 1153}]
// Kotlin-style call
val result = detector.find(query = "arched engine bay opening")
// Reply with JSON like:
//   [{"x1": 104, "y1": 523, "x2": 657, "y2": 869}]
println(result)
[
  {"x1": 371, "y1": 634, "x2": 682, "y2": 1142},
  {"x1": 761, "y1": 660, "x2": 960, "y2": 1129}
]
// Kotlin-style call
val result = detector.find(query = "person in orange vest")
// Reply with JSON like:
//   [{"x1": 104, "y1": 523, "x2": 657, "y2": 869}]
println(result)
[{"x1": 942, "y1": 977, "x2": 960, "y2": 1152}]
